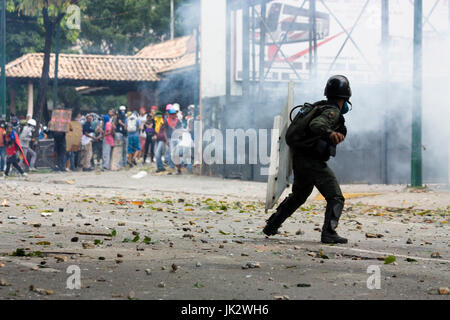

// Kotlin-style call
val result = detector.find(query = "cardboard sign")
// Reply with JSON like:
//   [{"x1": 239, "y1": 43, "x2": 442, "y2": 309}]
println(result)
[
  {"x1": 66, "y1": 121, "x2": 82, "y2": 152},
  {"x1": 48, "y1": 109, "x2": 72, "y2": 132}
]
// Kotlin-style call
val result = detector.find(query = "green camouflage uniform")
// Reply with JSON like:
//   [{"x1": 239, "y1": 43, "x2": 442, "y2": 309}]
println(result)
[{"x1": 266, "y1": 100, "x2": 347, "y2": 239}]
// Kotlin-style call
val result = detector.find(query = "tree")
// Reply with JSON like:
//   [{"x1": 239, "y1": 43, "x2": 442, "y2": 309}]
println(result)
[
  {"x1": 79, "y1": 0, "x2": 190, "y2": 55},
  {"x1": 13, "y1": 0, "x2": 80, "y2": 142}
]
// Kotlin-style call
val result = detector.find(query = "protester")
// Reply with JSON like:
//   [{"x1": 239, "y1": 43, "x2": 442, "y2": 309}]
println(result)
[
  {"x1": 143, "y1": 114, "x2": 155, "y2": 164},
  {"x1": 3, "y1": 123, "x2": 27, "y2": 177},
  {"x1": 148, "y1": 106, "x2": 158, "y2": 161},
  {"x1": 53, "y1": 130, "x2": 67, "y2": 172},
  {"x1": 81, "y1": 114, "x2": 96, "y2": 172},
  {"x1": 127, "y1": 111, "x2": 141, "y2": 166},
  {"x1": 19, "y1": 119, "x2": 37, "y2": 171},
  {"x1": 102, "y1": 114, "x2": 114, "y2": 170},
  {"x1": 154, "y1": 111, "x2": 167, "y2": 173},
  {"x1": 138, "y1": 107, "x2": 148, "y2": 160},
  {"x1": 91, "y1": 116, "x2": 104, "y2": 168},
  {"x1": 0, "y1": 121, "x2": 6, "y2": 171},
  {"x1": 116, "y1": 106, "x2": 128, "y2": 167}
]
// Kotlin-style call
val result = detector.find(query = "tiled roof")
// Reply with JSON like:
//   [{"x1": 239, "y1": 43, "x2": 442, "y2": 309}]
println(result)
[
  {"x1": 6, "y1": 36, "x2": 198, "y2": 84},
  {"x1": 137, "y1": 35, "x2": 198, "y2": 74},
  {"x1": 136, "y1": 35, "x2": 193, "y2": 59},
  {"x1": 6, "y1": 53, "x2": 177, "y2": 82}
]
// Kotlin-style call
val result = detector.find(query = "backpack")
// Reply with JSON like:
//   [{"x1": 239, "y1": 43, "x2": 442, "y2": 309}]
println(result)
[
  {"x1": 127, "y1": 115, "x2": 138, "y2": 133},
  {"x1": 285, "y1": 103, "x2": 327, "y2": 149}
]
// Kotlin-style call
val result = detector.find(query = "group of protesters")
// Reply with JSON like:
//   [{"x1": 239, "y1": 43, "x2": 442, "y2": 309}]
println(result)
[{"x1": 0, "y1": 103, "x2": 197, "y2": 177}]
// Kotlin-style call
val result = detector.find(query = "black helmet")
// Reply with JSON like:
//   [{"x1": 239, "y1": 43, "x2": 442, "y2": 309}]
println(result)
[{"x1": 324, "y1": 75, "x2": 352, "y2": 99}]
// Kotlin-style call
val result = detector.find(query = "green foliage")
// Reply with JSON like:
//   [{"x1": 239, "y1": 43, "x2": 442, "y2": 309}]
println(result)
[
  {"x1": 79, "y1": 0, "x2": 191, "y2": 55},
  {"x1": 384, "y1": 255, "x2": 396, "y2": 264}
]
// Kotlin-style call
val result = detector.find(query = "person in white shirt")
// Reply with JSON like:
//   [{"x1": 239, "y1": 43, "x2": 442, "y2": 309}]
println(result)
[{"x1": 19, "y1": 119, "x2": 37, "y2": 170}]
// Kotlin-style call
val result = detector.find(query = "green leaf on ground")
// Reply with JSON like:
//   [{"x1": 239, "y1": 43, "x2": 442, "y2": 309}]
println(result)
[
  {"x1": 142, "y1": 236, "x2": 151, "y2": 244},
  {"x1": 384, "y1": 255, "x2": 396, "y2": 264}
]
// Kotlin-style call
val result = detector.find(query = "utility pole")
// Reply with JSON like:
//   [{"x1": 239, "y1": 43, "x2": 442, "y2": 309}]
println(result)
[
  {"x1": 53, "y1": 20, "x2": 61, "y2": 110},
  {"x1": 411, "y1": 0, "x2": 422, "y2": 187},
  {"x1": 242, "y1": 1, "x2": 250, "y2": 98},
  {"x1": 170, "y1": 0, "x2": 174, "y2": 40},
  {"x1": 1, "y1": 0, "x2": 6, "y2": 120},
  {"x1": 309, "y1": 0, "x2": 317, "y2": 80},
  {"x1": 381, "y1": 0, "x2": 389, "y2": 184},
  {"x1": 258, "y1": 1, "x2": 266, "y2": 98}
]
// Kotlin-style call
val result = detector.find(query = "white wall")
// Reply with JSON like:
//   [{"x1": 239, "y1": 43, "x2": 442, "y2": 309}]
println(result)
[{"x1": 200, "y1": 0, "x2": 227, "y2": 98}]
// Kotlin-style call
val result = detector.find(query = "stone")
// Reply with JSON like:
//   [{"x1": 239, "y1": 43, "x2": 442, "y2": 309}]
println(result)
[
  {"x1": 438, "y1": 287, "x2": 449, "y2": 295},
  {"x1": 82, "y1": 242, "x2": 95, "y2": 249},
  {"x1": 54, "y1": 255, "x2": 67, "y2": 263}
]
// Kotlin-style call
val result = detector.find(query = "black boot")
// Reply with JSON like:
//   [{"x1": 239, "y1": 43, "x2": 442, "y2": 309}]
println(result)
[
  {"x1": 263, "y1": 198, "x2": 293, "y2": 236},
  {"x1": 321, "y1": 199, "x2": 348, "y2": 244}
]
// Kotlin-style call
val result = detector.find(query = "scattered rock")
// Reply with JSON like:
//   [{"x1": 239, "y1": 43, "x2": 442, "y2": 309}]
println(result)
[
  {"x1": 145, "y1": 269, "x2": 152, "y2": 275},
  {"x1": 128, "y1": 291, "x2": 135, "y2": 299},
  {"x1": 297, "y1": 283, "x2": 311, "y2": 287},
  {"x1": 242, "y1": 262, "x2": 260, "y2": 269},
  {"x1": 29, "y1": 285, "x2": 53, "y2": 295},
  {"x1": 438, "y1": 287, "x2": 449, "y2": 295},
  {"x1": 54, "y1": 255, "x2": 67, "y2": 263},
  {"x1": 196, "y1": 262, "x2": 202, "y2": 267},
  {"x1": 158, "y1": 282, "x2": 165, "y2": 288},
  {"x1": 0, "y1": 278, "x2": 9, "y2": 286},
  {"x1": 171, "y1": 263, "x2": 178, "y2": 272},
  {"x1": 365, "y1": 233, "x2": 377, "y2": 238},
  {"x1": 82, "y1": 242, "x2": 95, "y2": 249},
  {"x1": 295, "y1": 229, "x2": 304, "y2": 235},
  {"x1": 431, "y1": 252, "x2": 442, "y2": 259},
  {"x1": 115, "y1": 259, "x2": 123, "y2": 264},
  {"x1": 274, "y1": 295, "x2": 290, "y2": 300},
  {"x1": 406, "y1": 238, "x2": 413, "y2": 244},
  {"x1": 71, "y1": 237, "x2": 79, "y2": 242}
]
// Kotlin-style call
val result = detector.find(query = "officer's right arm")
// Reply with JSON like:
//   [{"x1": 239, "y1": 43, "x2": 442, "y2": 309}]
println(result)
[{"x1": 309, "y1": 108, "x2": 340, "y2": 138}]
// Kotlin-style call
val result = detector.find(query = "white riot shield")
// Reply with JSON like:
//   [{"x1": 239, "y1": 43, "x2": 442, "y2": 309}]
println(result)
[{"x1": 265, "y1": 81, "x2": 295, "y2": 212}]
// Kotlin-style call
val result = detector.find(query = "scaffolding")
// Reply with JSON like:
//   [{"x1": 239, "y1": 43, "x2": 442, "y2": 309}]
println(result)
[{"x1": 220, "y1": 0, "x2": 449, "y2": 185}]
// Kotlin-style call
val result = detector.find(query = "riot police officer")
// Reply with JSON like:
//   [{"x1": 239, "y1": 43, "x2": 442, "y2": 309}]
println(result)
[{"x1": 263, "y1": 75, "x2": 352, "y2": 244}]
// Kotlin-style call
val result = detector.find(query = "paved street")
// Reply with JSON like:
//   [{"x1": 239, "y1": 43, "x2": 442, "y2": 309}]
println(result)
[{"x1": 0, "y1": 168, "x2": 449, "y2": 300}]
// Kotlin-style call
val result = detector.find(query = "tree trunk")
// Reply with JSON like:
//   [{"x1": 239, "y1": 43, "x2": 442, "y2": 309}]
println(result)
[{"x1": 33, "y1": 8, "x2": 53, "y2": 143}]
